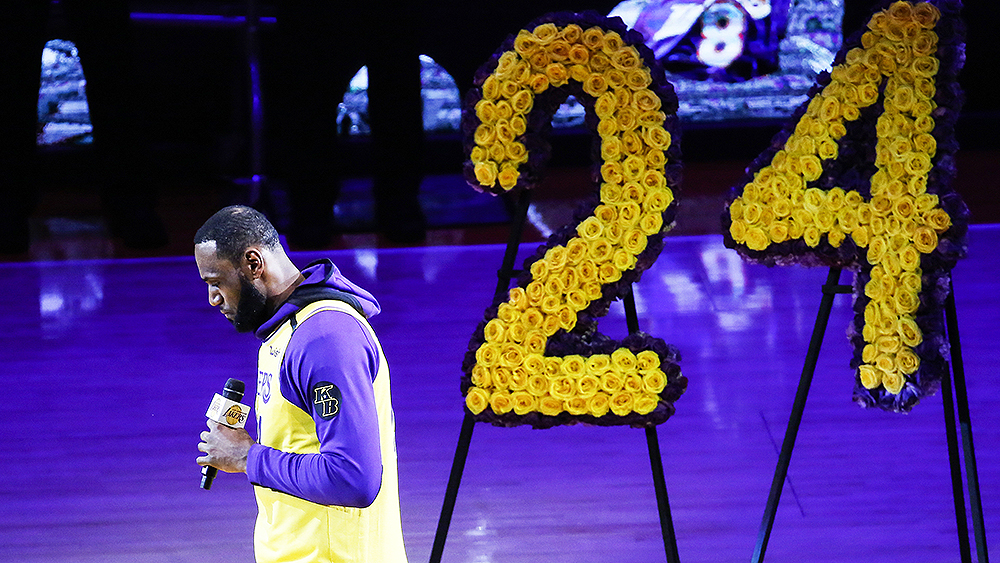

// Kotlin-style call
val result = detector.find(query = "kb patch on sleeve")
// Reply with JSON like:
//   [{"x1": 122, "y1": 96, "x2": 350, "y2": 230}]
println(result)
[{"x1": 312, "y1": 381, "x2": 342, "y2": 419}]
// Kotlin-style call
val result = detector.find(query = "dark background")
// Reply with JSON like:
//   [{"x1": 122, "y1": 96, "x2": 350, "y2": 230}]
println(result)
[{"x1": 29, "y1": 0, "x2": 1000, "y2": 249}]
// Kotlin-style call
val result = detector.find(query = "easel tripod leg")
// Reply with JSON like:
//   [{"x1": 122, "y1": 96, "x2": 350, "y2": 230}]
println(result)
[
  {"x1": 751, "y1": 267, "x2": 843, "y2": 563},
  {"x1": 429, "y1": 413, "x2": 476, "y2": 563},
  {"x1": 646, "y1": 426, "x2": 681, "y2": 563},
  {"x1": 944, "y1": 279, "x2": 989, "y2": 563}
]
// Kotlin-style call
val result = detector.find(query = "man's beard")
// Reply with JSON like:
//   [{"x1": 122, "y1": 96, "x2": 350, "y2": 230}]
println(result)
[{"x1": 232, "y1": 273, "x2": 270, "y2": 333}]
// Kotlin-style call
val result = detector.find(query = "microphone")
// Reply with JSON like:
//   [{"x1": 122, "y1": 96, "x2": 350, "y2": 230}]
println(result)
[{"x1": 201, "y1": 378, "x2": 247, "y2": 490}]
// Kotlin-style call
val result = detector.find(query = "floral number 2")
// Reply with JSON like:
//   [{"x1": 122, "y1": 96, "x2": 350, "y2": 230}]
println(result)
[
  {"x1": 461, "y1": 12, "x2": 687, "y2": 428},
  {"x1": 724, "y1": 0, "x2": 968, "y2": 412}
]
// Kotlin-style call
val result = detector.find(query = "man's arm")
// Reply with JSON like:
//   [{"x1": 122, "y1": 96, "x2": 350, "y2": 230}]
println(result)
[{"x1": 247, "y1": 310, "x2": 384, "y2": 507}]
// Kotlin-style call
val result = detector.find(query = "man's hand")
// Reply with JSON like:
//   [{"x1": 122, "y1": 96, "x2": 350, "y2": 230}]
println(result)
[{"x1": 197, "y1": 420, "x2": 254, "y2": 473}]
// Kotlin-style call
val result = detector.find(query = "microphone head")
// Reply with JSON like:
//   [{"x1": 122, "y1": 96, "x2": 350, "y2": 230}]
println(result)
[{"x1": 222, "y1": 378, "x2": 245, "y2": 401}]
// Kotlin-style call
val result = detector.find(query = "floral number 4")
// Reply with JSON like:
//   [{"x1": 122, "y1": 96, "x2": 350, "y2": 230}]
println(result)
[
  {"x1": 724, "y1": 0, "x2": 968, "y2": 412},
  {"x1": 461, "y1": 13, "x2": 687, "y2": 428}
]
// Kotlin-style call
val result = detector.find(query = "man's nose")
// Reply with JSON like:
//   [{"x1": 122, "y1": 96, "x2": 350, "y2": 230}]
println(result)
[{"x1": 208, "y1": 287, "x2": 223, "y2": 307}]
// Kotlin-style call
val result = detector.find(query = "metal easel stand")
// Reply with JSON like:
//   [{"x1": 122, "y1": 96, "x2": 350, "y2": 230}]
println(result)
[
  {"x1": 429, "y1": 190, "x2": 680, "y2": 563},
  {"x1": 751, "y1": 268, "x2": 989, "y2": 563}
]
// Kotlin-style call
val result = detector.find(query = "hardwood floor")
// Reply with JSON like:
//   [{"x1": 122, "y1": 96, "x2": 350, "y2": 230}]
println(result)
[{"x1": 1, "y1": 223, "x2": 996, "y2": 562}]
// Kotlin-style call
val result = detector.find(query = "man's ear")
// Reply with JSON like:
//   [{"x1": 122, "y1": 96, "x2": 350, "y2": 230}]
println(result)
[{"x1": 243, "y1": 248, "x2": 265, "y2": 279}]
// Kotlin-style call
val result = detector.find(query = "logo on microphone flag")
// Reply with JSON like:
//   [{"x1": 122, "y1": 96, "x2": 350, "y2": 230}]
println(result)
[{"x1": 206, "y1": 393, "x2": 251, "y2": 429}]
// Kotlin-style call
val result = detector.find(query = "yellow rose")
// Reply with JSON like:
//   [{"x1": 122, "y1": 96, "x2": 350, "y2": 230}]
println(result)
[
  {"x1": 509, "y1": 367, "x2": 529, "y2": 391},
  {"x1": 538, "y1": 395, "x2": 564, "y2": 416},
  {"x1": 582, "y1": 26, "x2": 604, "y2": 50},
  {"x1": 466, "y1": 387, "x2": 490, "y2": 414},
  {"x1": 640, "y1": 211, "x2": 664, "y2": 236},
  {"x1": 598, "y1": 262, "x2": 622, "y2": 283},
  {"x1": 528, "y1": 73, "x2": 550, "y2": 93},
  {"x1": 532, "y1": 22, "x2": 558, "y2": 44},
  {"x1": 546, "y1": 38, "x2": 572, "y2": 61},
  {"x1": 641, "y1": 369, "x2": 667, "y2": 394},
  {"x1": 598, "y1": 117, "x2": 619, "y2": 140},
  {"x1": 905, "y1": 152, "x2": 932, "y2": 176},
  {"x1": 862, "y1": 342, "x2": 879, "y2": 364},
  {"x1": 589, "y1": 51, "x2": 612, "y2": 73},
  {"x1": 601, "y1": 137, "x2": 622, "y2": 162},
  {"x1": 634, "y1": 350, "x2": 660, "y2": 371},
  {"x1": 577, "y1": 259, "x2": 599, "y2": 284},
  {"x1": 514, "y1": 30, "x2": 540, "y2": 57},
  {"x1": 577, "y1": 374, "x2": 601, "y2": 399},
  {"x1": 499, "y1": 344, "x2": 524, "y2": 369},
  {"x1": 471, "y1": 363, "x2": 492, "y2": 388},
  {"x1": 879, "y1": 370, "x2": 903, "y2": 395},
  {"x1": 912, "y1": 225, "x2": 938, "y2": 254},
  {"x1": 526, "y1": 373, "x2": 549, "y2": 397},
  {"x1": 600, "y1": 371, "x2": 624, "y2": 393},
  {"x1": 621, "y1": 130, "x2": 643, "y2": 154},
  {"x1": 818, "y1": 137, "x2": 839, "y2": 160},
  {"x1": 744, "y1": 227, "x2": 770, "y2": 251},
  {"x1": 560, "y1": 23, "x2": 583, "y2": 43},
  {"x1": 730, "y1": 219, "x2": 748, "y2": 242},
  {"x1": 633, "y1": 88, "x2": 661, "y2": 112},
  {"x1": 544, "y1": 357, "x2": 562, "y2": 377},
  {"x1": 896, "y1": 347, "x2": 920, "y2": 375},
  {"x1": 858, "y1": 82, "x2": 880, "y2": 106},
  {"x1": 548, "y1": 375, "x2": 577, "y2": 401},
  {"x1": 623, "y1": 229, "x2": 648, "y2": 255},
  {"x1": 508, "y1": 88, "x2": 534, "y2": 115},
  {"x1": 578, "y1": 216, "x2": 605, "y2": 241},
  {"x1": 568, "y1": 63, "x2": 589, "y2": 84},
  {"x1": 563, "y1": 396, "x2": 588, "y2": 416},
  {"x1": 611, "y1": 46, "x2": 640, "y2": 70},
  {"x1": 911, "y1": 55, "x2": 939, "y2": 78},
  {"x1": 767, "y1": 221, "x2": 789, "y2": 244},
  {"x1": 900, "y1": 270, "x2": 922, "y2": 293},
  {"x1": 568, "y1": 44, "x2": 590, "y2": 66},
  {"x1": 803, "y1": 226, "x2": 821, "y2": 248},
  {"x1": 893, "y1": 289, "x2": 919, "y2": 316},
  {"x1": 633, "y1": 109, "x2": 663, "y2": 130},
  {"x1": 858, "y1": 365, "x2": 881, "y2": 389},
  {"x1": 626, "y1": 68, "x2": 652, "y2": 91},
  {"x1": 483, "y1": 318, "x2": 507, "y2": 343},
  {"x1": 586, "y1": 354, "x2": 611, "y2": 376},
  {"x1": 606, "y1": 69, "x2": 627, "y2": 90},
  {"x1": 583, "y1": 73, "x2": 609, "y2": 99},
  {"x1": 616, "y1": 201, "x2": 641, "y2": 226},
  {"x1": 913, "y1": 132, "x2": 937, "y2": 157},
  {"x1": 612, "y1": 249, "x2": 636, "y2": 271},
  {"x1": 643, "y1": 126, "x2": 672, "y2": 149},
  {"x1": 601, "y1": 181, "x2": 625, "y2": 204},
  {"x1": 587, "y1": 391, "x2": 611, "y2": 417},
  {"x1": 609, "y1": 348, "x2": 636, "y2": 373},
  {"x1": 609, "y1": 391, "x2": 635, "y2": 416},
  {"x1": 897, "y1": 316, "x2": 922, "y2": 347},
  {"x1": 925, "y1": 207, "x2": 952, "y2": 232},
  {"x1": 497, "y1": 164, "x2": 519, "y2": 190},
  {"x1": 545, "y1": 62, "x2": 569, "y2": 87},
  {"x1": 588, "y1": 239, "x2": 613, "y2": 263},
  {"x1": 522, "y1": 351, "x2": 545, "y2": 373},
  {"x1": 489, "y1": 390, "x2": 514, "y2": 414},
  {"x1": 899, "y1": 244, "x2": 921, "y2": 271},
  {"x1": 540, "y1": 295, "x2": 561, "y2": 317},
  {"x1": 634, "y1": 393, "x2": 659, "y2": 415},
  {"x1": 913, "y1": 2, "x2": 941, "y2": 28},
  {"x1": 912, "y1": 32, "x2": 938, "y2": 58},
  {"x1": 476, "y1": 341, "x2": 501, "y2": 367},
  {"x1": 510, "y1": 391, "x2": 537, "y2": 415},
  {"x1": 505, "y1": 141, "x2": 527, "y2": 165},
  {"x1": 602, "y1": 30, "x2": 624, "y2": 53}
]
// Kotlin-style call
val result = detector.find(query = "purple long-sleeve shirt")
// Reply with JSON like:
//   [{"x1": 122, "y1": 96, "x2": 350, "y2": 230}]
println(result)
[{"x1": 245, "y1": 260, "x2": 384, "y2": 507}]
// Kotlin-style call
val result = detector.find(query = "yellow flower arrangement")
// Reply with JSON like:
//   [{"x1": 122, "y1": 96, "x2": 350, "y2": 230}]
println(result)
[
  {"x1": 725, "y1": 0, "x2": 967, "y2": 409},
  {"x1": 461, "y1": 15, "x2": 684, "y2": 424}
]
